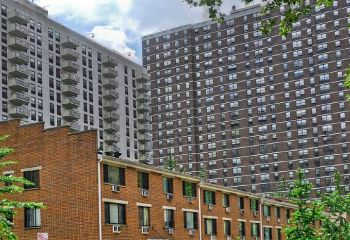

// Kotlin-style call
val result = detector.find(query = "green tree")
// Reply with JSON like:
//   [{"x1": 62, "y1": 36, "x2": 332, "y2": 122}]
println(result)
[
  {"x1": 0, "y1": 135, "x2": 44, "y2": 240},
  {"x1": 165, "y1": 154, "x2": 177, "y2": 171}
]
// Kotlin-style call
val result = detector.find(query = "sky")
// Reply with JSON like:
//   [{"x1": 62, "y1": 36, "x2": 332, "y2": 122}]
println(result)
[{"x1": 32, "y1": 0, "x2": 249, "y2": 63}]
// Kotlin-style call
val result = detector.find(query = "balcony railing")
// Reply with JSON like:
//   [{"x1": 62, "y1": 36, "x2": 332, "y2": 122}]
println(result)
[
  {"x1": 138, "y1": 134, "x2": 152, "y2": 143},
  {"x1": 61, "y1": 48, "x2": 79, "y2": 61},
  {"x1": 102, "y1": 67, "x2": 118, "y2": 78},
  {"x1": 103, "y1": 101, "x2": 119, "y2": 111},
  {"x1": 137, "y1": 112, "x2": 151, "y2": 123},
  {"x1": 136, "y1": 73, "x2": 150, "y2": 83},
  {"x1": 103, "y1": 112, "x2": 119, "y2": 122},
  {"x1": 8, "y1": 51, "x2": 29, "y2": 65},
  {"x1": 9, "y1": 106, "x2": 29, "y2": 118},
  {"x1": 102, "y1": 89, "x2": 118, "y2": 100},
  {"x1": 102, "y1": 56, "x2": 118, "y2": 67},
  {"x1": 8, "y1": 10, "x2": 29, "y2": 25},
  {"x1": 137, "y1": 92, "x2": 150, "y2": 103},
  {"x1": 62, "y1": 85, "x2": 80, "y2": 96},
  {"x1": 136, "y1": 82, "x2": 151, "y2": 92},
  {"x1": 102, "y1": 78, "x2": 118, "y2": 88},
  {"x1": 137, "y1": 103, "x2": 150, "y2": 113},
  {"x1": 8, "y1": 78, "x2": 30, "y2": 92},
  {"x1": 62, "y1": 61, "x2": 79, "y2": 73},
  {"x1": 104, "y1": 134, "x2": 120, "y2": 144},
  {"x1": 61, "y1": 36, "x2": 79, "y2": 49},
  {"x1": 61, "y1": 73, "x2": 79, "y2": 85},
  {"x1": 8, "y1": 37, "x2": 28, "y2": 51},
  {"x1": 62, "y1": 97, "x2": 80, "y2": 109},
  {"x1": 104, "y1": 123, "x2": 120, "y2": 133},
  {"x1": 62, "y1": 110, "x2": 80, "y2": 121},
  {"x1": 8, "y1": 23, "x2": 29, "y2": 38},
  {"x1": 9, "y1": 92, "x2": 30, "y2": 105},
  {"x1": 8, "y1": 65, "x2": 29, "y2": 78},
  {"x1": 138, "y1": 123, "x2": 152, "y2": 133}
]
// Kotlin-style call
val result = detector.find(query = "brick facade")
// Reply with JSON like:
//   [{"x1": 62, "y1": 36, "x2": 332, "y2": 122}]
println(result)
[{"x1": 0, "y1": 119, "x2": 292, "y2": 240}]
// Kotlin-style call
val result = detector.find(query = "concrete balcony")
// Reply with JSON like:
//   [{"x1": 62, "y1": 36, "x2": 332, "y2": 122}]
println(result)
[
  {"x1": 104, "y1": 134, "x2": 120, "y2": 144},
  {"x1": 102, "y1": 78, "x2": 118, "y2": 88},
  {"x1": 104, "y1": 144, "x2": 120, "y2": 153},
  {"x1": 9, "y1": 65, "x2": 29, "y2": 78},
  {"x1": 61, "y1": 73, "x2": 79, "y2": 85},
  {"x1": 139, "y1": 154, "x2": 151, "y2": 164},
  {"x1": 62, "y1": 48, "x2": 79, "y2": 61},
  {"x1": 138, "y1": 134, "x2": 152, "y2": 143},
  {"x1": 9, "y1": 23, "x2": 29, "y2": 38},
  {"x1": 104, "y1": 122, "x2": 120, "y2": 133},
  {"x1": 102, "y1": 56, "x2": 118, "y2": 67},
  {"x1": 62, "y1": 110, "x2": 80, "y2": 121},
  {"x1": 8, "y1": 10, "x2": 29, "y2": 25},
  {"x1": 102, "y1": 67, "x2": 118, "y2": 78},
  {"x1": 136, "y1": 82, "x2": 151, "y2": 92},
  {"x1": 103, "y1": 101, "x2": 119, "y2": 111},
  {"x1": 62, "y1": 97, "x2": 80, "y2": 109},
  {"x1": 102, "y1": 89, "x2": 118, "y2": 100},
  {"x1": 8, "y1": 51, "x2": 29, "y2": 65},
  {"x1": 68, "y1": 122, "x2": 81, "y2": 132},
  {"x1": 136, "y1": 73, "x2": 150, "y2": 83},
  {"x1": 9, "y1": 92, "x2": 30, "y2": 105},
  {"x1": 62, "y1": 85, "x2": 79, "y2": 97},
  {"x1": 9, "y1": 106, "x2": 29, "y2": 118},
  {"x1": 138, "y1": 123, "x2": 152, "y2": 134},
  {"x1": 61, "y1": 36, "x2": 79, "y2": 49},
  {"x1": 137, "y1": 103, "x2": 150, "y2": 113},
  {"x1": 103, "y1": 111, "x2": 119, "y2": 122},
  {"x1": 137, "y1": 92, "x2": 150, "y2": 103},
  {"x1": 8, "y1": 78, "x2": 30, "y2": 92},
  {"x1": 137, "y1": 112, "x2": 151, "y2": 123},
  {"x1": 62, "y1": 61, "x2": 79, "y2": 73},
  {"x1": 8, "y1": 37, "x2": 28, "y2": 51},
  {"x1": 138, "y1": 144, "x2": 149, "y2": 154}
]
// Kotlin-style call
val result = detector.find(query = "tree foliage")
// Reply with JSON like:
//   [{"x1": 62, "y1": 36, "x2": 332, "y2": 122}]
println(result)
[
  {"x1": 165, "y1": 154, "x2": 177, "y2": 171},
  {"x1": 0, "y1": 135, "x2": 44, "y2": 240}
]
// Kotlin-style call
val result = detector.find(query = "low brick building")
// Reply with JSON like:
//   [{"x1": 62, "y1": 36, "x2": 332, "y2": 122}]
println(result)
[{"x1": 0, "y1": 119, "x2": 293, "y2": 240}]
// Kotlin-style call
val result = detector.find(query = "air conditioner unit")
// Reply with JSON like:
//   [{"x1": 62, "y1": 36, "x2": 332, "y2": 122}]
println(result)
[
  {"x1": 112, "y1": 185, "x2": 120, "y2": 192},
  {"x1": 141, "y1": 189, "x2": 149, "y2": 197},
  {"x1": 208, "y1": 205, "x2": 214, "y2": 211},
  {"x1": 112, "y1": 225, "x2": 121, "y2": 233},
  {"x1": 187, "y1": 197, "x2": 193, "y2": 203},
  {"x1": 141, "y1": 226, "x2": 149, "y2": 234},
  {"x1": 277, "y1": 218, "x2": 281, "y2": 223},
  {"x1": 167, "y1": 228, "x2": 174, "y2": 234},
  {"x1": 166, "y1": 193, "x2": 173, "y2": 200},
  {"x1": 210, "y1": 236, "x2": 217, "y2": 240},
  {"x1": 188, "y1": 229, "x2": 195, "y2": 235},
  {"x1": 267, "y1": 217, "x2": 271, "y2": 222},
  {"x1": 240, "y1": 209, "x2": 244, "y2": 214},
  {"x1": 225, "y1": 207, "x2": 231, "y2": 213}
]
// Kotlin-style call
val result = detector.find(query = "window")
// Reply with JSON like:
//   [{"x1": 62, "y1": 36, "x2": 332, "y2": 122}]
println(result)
[
  {"x1": 103, "y1": 165, "x2": 125, "y2": 186},
  {"x1": 263, "y1": 205, "x2": 271, "y2": 217},
  {"x1": 184, "y1": 211, "x2": 198, "y2": 229},
  {"x1": 276, "y1": 207, "x2": 281, "y2": 219},
  {"x1": 22, "y1": 207, "x2": 40, "y2": 230},
  {"x1": 251, "y1": 222, "x2": 260, "y2": 237},
  {"x1": 224, "y1": 220, "x2": 231, "y2": 236},
  {"x1": 183, "y1": 181, "x2": 196, "y2": 198},
  {"x1": 163, "y1": 177, "x2": 173, "y2": 194},
  {"x1": 223, "y1": 194, "x2": 230, "y2": 208},
  {"x1": 250, "y1": 199, "x2": 259, "y2": 211},
  {"x1": 23, "y1": 170, "x2": 40, "y2": 189},
  {"x1": 239, "y1": 221, "x2": 246, "y2": 237},
  {"x1": 164, "y1": 209, "x2": 175, "y2": 229},
  {"x1": 264, "y1": 227, "x2": 273, "y2": 240},
  {"x1": 277, "y1": 228, "x2": 282, "y2": 240},
  {"x1": 104, "y1": 202, "x2": 126, "y2": 224},
  {"x1": 139, "y1": 206, "x2": 150, "y2": 226},
  {"x1": 203, "y1": 190, "x2": 216, "y2": 205},
  {"x1": 137, "y1": 172, "x2": 149, "y2": 190},
  {"x1": 239, "y1": 196, "x2": 245, "y2": 209},
  {"x1": 205, "y1": 218, "x2": 217, "y2": 235}
]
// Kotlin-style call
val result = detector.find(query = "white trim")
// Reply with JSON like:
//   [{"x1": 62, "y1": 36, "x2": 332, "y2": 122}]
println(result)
[
  {"x1": 250, "y1": 220, "x2": 261, "y2": 223},
  {"x1": 162, "y1": 206, "x2": 176, "y2": 210},
  {"x1": 263, "y1": 225, "x2": 273, "y2": 228},
  {"x1": 182, "y1": 208, "x2": 199, "y2": 213},
  {"x1": 275, "y1": 226, "x2": 282, "y2": 229},
  {"x1": 203, "y1": 215, "x2": 218, "y2": 219},
  {"x1": 102, "y1": 198, "x2": 128, "y2": 205},
  {"x1": 222, "y1": 217, "x2": 232, "y2": 221},
  {"x1": 21, "y1": 166, "x2": 42, "y2": 172},
  {"x1": 136, "y1": 203, "x2": 152, "y2": 207},
  {"x1": 3, "y1": 170, "x2": 14, "y2": 175},
  {"x1": 238, "y1": 219, "x2": 247, "y2": 222}
]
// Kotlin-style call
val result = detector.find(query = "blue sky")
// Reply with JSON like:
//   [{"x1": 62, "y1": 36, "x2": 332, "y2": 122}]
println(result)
[{"x1": 33, "y1": 0, "x2": 246, "y2": 63}]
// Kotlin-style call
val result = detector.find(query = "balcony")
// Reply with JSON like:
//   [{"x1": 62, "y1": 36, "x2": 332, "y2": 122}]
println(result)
[
  {"x1": 62, "y1": 85, "x2": 79, "y2": 97},
  {"x1": 104, "y1": 134, "x2": 120, "y2": 144},
  {"x1": 102, "y1": 78, "x2": 118, "y2": 88},
  {"x1": 103, "y1": 101, "x2": 119, "y2": 111},
  {"x1": 8, "y1": 78, "x2": 30, "y2": 92},
  {"x1": 136, "y1": 82, "x2": 151, "y2": 92},
  {"x1": 137, "y1": 112, "x2": 151, "y2": 123},
  {"x1": 102, "y1": 56, "x2": 118, "y2": 67},
  {"x1": 103, "y1": 112, "x2": 119, "y2": 122},
  {"x1": 138, "y1": 145, "x2": 149, "y2": 154},
  {"x1": 104, "y1": 144, "x2": 120, "y2": 153},
  {"x1": 137, "y1": 92, "x2": 150, "y2": 103},
  {"x1": 61, "y1": 73, "x2": 79, "y2": 85},
  {"x1": 136, "y1": 73, "x2": 149, "y2": 83},
  {"x1": 8, "y1": 10, "x2": 29, "y2": 25},
  {"x1": 8, "y1": 37, "x2": 28, "y2": 51},
  {"x1": 138, "y1": 134, "x2": 152, "y2": 143},
  {"x1": 62, "y1": 61, "x2": 79, "y2": 73},
  {"x1": 138, "y1": 123, "x2": 152, "y2": 134},
  {"x1": 9, "y1": 106, "x2": 29, "y2": 118},
  {"x1": 9, "y1": 65, "x2": 29, "y2": 78},
  {"x1": 102, "y1": 67, "x2": 118, "y2": 78},
  {"x1": 62, "y1": 110, "x2": 80, "y2": 121},
  {"x1": 68, "y1": 122, "x2": 81, "y2": 132},
  {"x1": 61, "y1": 36, "x2": 79, "y2": 49},
  {"x1": 62, "y1": 48, "x2": 79, "y2": 61},
  {"x1": 9, "y1": 23, "x2": 29, "y2": 38},
  {"x1": 8, "y1": 51, "x2": 29, "y2": 65},
  {"x1": 104, "y1": 122, "x2": 119, "y2": 133},
  {"x1": 137, "y1": 103, "x2": 150, "y2": 113},
  {"x1": 9, "y1": 93, "x2": 30, "y2": 105},
  {"x1": 102, "y1": 89, "x2": 118, "y2": 100},
  {"x1": 62, "y1": 97, "x2": 80, "y2": 109}
]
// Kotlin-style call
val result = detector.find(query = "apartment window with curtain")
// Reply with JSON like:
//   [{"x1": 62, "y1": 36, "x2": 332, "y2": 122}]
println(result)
[
  {"x1": 103, "y1": 165, "x2": 125, "y2": 186},
  {"x1": 205, "y1": 218, "x2": 217, "y2": 235},
  {"x1": 184, "y1": 211, "x2": 198, "y2": 229},
  {"x1": 104, "y1": 202, "x2": 126, "y2": 224},
  {"x1": 203, "y1": 190, "x2": 216, "y2": 205},
  {"x1": 222, "y1": 194, "x2": 230, "y2": 208},
  {"x1": 263, "y1": 205, "x2": 271, "y2": 217},
  {"x1": 277, "y1": 228, "x2": 282, "y2": 240},
  {"x1": 23, "y1": 170, "x2": 40, "y2": 190},
  {"x1": 239, "y1": 221, "x2": 246, "y2": 237},
  {"x1": 223, "y1": 220, "x2": 231, "y2": 236},
  {"x1": 264, "y1": 227, "x2": 273, "y2": 240},
  {"x1": 182, "y1": 181, "x2": 196, "y2": 198},
  {"x1": 239, "y1": 196, "x2": 245, "y2": 209},
  {"x1": 250, "y1": 199, "x2": 259, "y2": 212},
  {"x1": 139, "y1": 206, "x2": 150, "y2": 226},
  {"x1": 251, "y1": 222, "x2": 260, "y2": 237},
  {"x1": 276, "y1": 207, "x2": 281, "y2": 219},
  {"x1": 137, "y1": 172, "x2": 149, "y2": 190},
  {"x1": 163, "y1": 177, "x2": 173, "y2": 194},
  {"x1": 24, "y1": 208, "x2": 41, "y2": 228},
  {"x1": 164, "y1": 209, "x2": 175, "y2": 229}
]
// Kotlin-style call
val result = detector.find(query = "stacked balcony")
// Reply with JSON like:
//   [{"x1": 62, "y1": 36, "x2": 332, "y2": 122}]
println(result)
[
  {"x1": 62, "y1": 110, "x2": 80, "y2": 121},
  {"x1": 102, "y1": 89, "x2": 118, "y2": 100},
  {"x1": 104, "y1": 122, "x2": 120, "y2": 133},
  {"x1": 9, "y1": 65, "x2": 29, "y2": 78},
  {"x1": 137, "y1": 92, "x2": 150, "y2": 103},
  {"x1": 138, "y1": 123, "x2": 152, "y2": 134},
  {"x1": 62, "y1": 48, "x2": 79, "y2": 61},
  {"x1": 62, "y1": 73, "x2": 79, "y2": 85},
  {"x1": 8, "y1": 10, "x2": 29, "y2": 25},
  {"x1": 9, "y1": 78, "x2": 30, "y2": 92},
  {"x1": 9, "y1": 106, "x2": 29, "y2": 118},
  {"x1": 138, "y1": 133, "x2": 152, "y2": 144},
  {"x1": 62, "y1": 85, "x2": 79, "y2": 97},
  {"x1": 62, "y1": 97, "x2": 80, "y2": 109},
  {"x1": 102, "y1": 67, "x2": 118, "y2": 78},
  {"x1": 138, "y1": 144, "x2": 148, "y2": 154},
  {"x1": 102, "y1": 78, "x2": 118, "y2": 88},
  {"x1": 103, "y1": 101, "x2": 119, "y2": 111},
  {"x1": 137, "y1": 112, "x2": 151, "y2": 123},
  {"x1": 102, "y1": 56, "x2": 118, "y2": 67},
  {"x1": 9, "y1": 92, "x2": 30, "y2": 105},
  {"x1": 62, "y1": 61, "x2": 79, "y2": 73},
  {"x1": 62, "y1": 36, "x2": 79, "y2": 49},
  {"x1": 136, "y1": 82, "x2": 151, "y2": 93},
  {"x1": 104, "y1": 134, "x2": 120, "y2": 144},
  {"x1": 68, "y1": 122, "x2": 81, "y2": 132},
  {"x1": 8, "y1": 51, "x2": 29, "y2": 65},
  {"x1": 9, "y1": 37, "x2": 28, "y2": 51},
  {"x1": 137, "y1": 103, "x2": 150, "y2": 113},
  {"x1": 9, "y1": 23, "x2": 29, "y2": 38},
  {"x1": 103, "y1": 111, "x2": 119, "y2": 122}
]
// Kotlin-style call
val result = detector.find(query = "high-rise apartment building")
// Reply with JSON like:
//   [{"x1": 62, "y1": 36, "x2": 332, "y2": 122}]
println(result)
[
  {"x1": 0, "y1": 0, "x2": 152, "y2": 162},
  {"x1": 143, "y1": 1, "x2": 350, "y2": 197}
]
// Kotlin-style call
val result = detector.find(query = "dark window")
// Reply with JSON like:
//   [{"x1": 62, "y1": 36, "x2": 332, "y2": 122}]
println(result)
[
  {"x1": 23, "y1": 170, "x2": 40, "y2": 189},
  {"x1": 138, "y1": 206, "x2": 150, "y2": 226},
  {"x1": 239, "y1": 221, "x2": 246, "y2": 237},
  {"x1": 137, "y1": 172, "x2": 149, "y2": 190},
  {"x1": 239, "y1": 196, "x2": 244, "y2": 209},
  {"x1": 164, "y1": 209, "x2": 175, "y2": 228},
  {"x1": 184, "y1": 212, "x2": 198, "y2": 229},
  {"x1": 103, "y1": 165, "x2": 125, "y2": 186},
  {"x1": 163, "y1": 177, "x2": 173, "y2": 194},
  {"x1": 182, "y1": 181, "x2": 196, "y2": 197},
  {"x1": 104, "y1": 202, "x2": 126, "y2": 224},
  {"x1": 204, "y1": 218, "x2": 217, "y2": 235},
  {"x1": 24, "y1": 208, "x2": 41, "y2": 228},
  {"x1": 224, "y1": 220, "x2": 231, "y2": 236},
  {"x1": 203, "y1": 190, "x2": 216, "y2": 205}
]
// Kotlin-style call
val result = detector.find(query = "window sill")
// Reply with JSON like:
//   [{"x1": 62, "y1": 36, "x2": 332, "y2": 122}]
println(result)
[
  {"x1": 25, "y1": 226, "x2": 41, "y2": 229},
  {"x1": 24, "y1": 188, "x2": 40, "y2": 191}
]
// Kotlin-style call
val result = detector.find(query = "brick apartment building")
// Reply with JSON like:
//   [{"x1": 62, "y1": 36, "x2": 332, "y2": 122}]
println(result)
[
  {"x1": 142, "y1": 1, "x2": 350, "y2": 197},
  {"x1": 0, "y1": 119, "x2": 293, "y2": 240}
]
